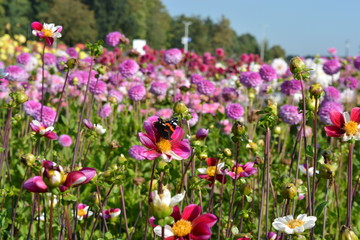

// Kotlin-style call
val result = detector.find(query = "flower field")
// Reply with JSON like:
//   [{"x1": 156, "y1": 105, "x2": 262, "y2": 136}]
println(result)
[{"x1": 1, "y1": 22, "x2": 360, "y2": 240}]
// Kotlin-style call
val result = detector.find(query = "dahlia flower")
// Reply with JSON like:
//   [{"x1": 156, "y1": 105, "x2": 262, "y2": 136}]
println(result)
[
  {"x1": 272, "y1": 214, "x2": 317, "y2": 234},
  {"x1": 324, "y1": 107, "x2": 360, "y2": 141},
  {"x1": 197, "y1": 158, "x2": 226, "y2": 185},
  {"x1": 77, "y1": 204, "x2": 93, "y2": 220},
  {"x1": 225, "y1": 162, "x2": 257, "y2": 179},
  {"x1": 152, "y1": 204, "x2": 217, "y2": 240},
  {"x1": 30, "y1": 120, "x2": 58, "y2": 140},
  {"x1": 31, "y1": 22, "x2": 62, "y2": 46}
]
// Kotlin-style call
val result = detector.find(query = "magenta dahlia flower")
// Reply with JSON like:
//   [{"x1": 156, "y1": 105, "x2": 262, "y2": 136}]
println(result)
[
  {"x1": 138, "y1": 117, "x2": 191, "y2": 162},
  {"x1": 225, "y1": 162, "x2": 257, "y2": 179},
  {"x1": 164, "y1": 48, "x2": 182, "y2": 65},
  {"x1": 197, "y1": 158, "x2": 226, "y2": 186},
  {"x1": 30, "y1": 120, "x2": 58, "y2": 140},
  {"x1": 324, "y1": 107, "x2": 360, "y2": 141},
  {"x1": 101, "y1": 208, "x2": 121, "y2": 219},
  {"x1": 119, "y1": 59, "x2": 139, "y2": 79},
  {"x1": 31, "y1": 22, "x2": 62, "y2": 46},
  {"x1": 152, "y1": 204, "x2": 217, "y2": 240}
]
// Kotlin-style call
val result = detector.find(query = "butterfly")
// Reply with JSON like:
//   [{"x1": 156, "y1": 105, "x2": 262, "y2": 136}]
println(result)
[{"x1": 154, "y1": 117, "x2": 178, "y2": 140}]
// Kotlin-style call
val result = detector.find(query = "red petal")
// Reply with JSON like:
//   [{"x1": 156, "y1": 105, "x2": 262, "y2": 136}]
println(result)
[
  {"x1": 31, "y1": 21, "x2": 43, "y2": 31},
  {"x1": 190, "y1": 222, "x2": 212, "y2": 239},
  {"x1": 170, "y1": 206, "x2": 181, "y2": 221},
  {"x1": 350, "y1": 107, "x2": 360, "y2": 123},
  {"x1": 329, "y1": 111, "x2": 345, "y2": 128},
  {"x1": 45, "y1": 37, "x2": 54, "y2": 46},
  {"x1": 65, "y1": 171, "x2": 86, "y2": 187},
  {"x1": 142, "y1": 149, "x2": 161, "y2": 160},
  {"x1": 324, "y1": 125, "x2": 345, "y2": 137},
  {"x1": 181, "y1": 204, "x2": 201, "y2": 221},
  {"x1": 45, "y1": 131, "x2": 58, "y2": 140},
  {"x1": 206, "y1": 158, "x2": 217, "y2": 166}
]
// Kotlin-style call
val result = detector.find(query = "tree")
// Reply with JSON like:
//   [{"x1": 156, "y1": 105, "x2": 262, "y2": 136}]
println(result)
[
  {"x1": 211, "y1": 16, "x2": 235, "y2": 53},
  {"x1": 3, "y1": 0, "x2": 32, "y2": 35},
  {"x1": 236, "y1": 33, "x2": 260, "y2": 55},
  {"x1": 267, "y1": 45, "x2": 286, "y2": 60},
  {"x1": 39, "y1": 0, "x2": 97, "y2": 45}
]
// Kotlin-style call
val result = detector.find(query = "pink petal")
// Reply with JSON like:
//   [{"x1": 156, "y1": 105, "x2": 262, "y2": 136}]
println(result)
[
  {"x1": 243, "y1": 162, "x2": 254, "y2": 170},
  {"x1": 24, "y1": 176, "x2": 48, "y2": 193},
  {"x1": 192, "y1": 213, "x2": 217, "y2": 228},
  {"x1": 143, "y1": 121, "x2": 157, "y2": 142},
  {"x1": 350, "y1": 107, "x2": 360, "y2": 123},
  {"x1": 149, "y1": 216, "x2": 157, "y2": 227},
  {"x1": 138, "y1": 132, "x2": 157, "y2": 149},
  {"x1": 64, "y1": 171, "x2": 86, "y2": 187},
  {"x1": 55, "y1": 26, "x2": 63, "y2": 33},
  {"x1": 206, "y1": 158, "x2": 217, "y2": 167},
  {"x1": 171, "y1": 140, "x2": 191, "y2": 159},
  {"x1": 79, "y1": 167, "x2": 96, "y2": 184},
  {"x1": 30, "y1": 123, "x2": 40, "y2": 132},
  {"x1": 181, "y1": 204, "x2": 201, "y2": 221},
  {"x1": 170, "y1": 127, "x2": 184, "y2": 143},
  {"x1": 142, "y1": 149, "x2": 161, "y2": 160},
  {"x1": 324, "y1": 125, "x2": 345, "y2": 137},
  {"x1": 31, "y1": 22, "x2": 43, "y2": 31},
  {"x1": 329, "y1": 111, "x2": 345, "y2": 128},
  {"x1": 45, "y1": 131, "x2": 58, "y2": 140},
  {"x1": 198, "y1": 174, "x2": 210, "y2": 180}
]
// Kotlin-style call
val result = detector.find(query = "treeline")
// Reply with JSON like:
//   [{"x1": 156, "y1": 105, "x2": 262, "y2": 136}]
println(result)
[{"x1": 0, "y1": 0, "x2": 285, "y2": 59}]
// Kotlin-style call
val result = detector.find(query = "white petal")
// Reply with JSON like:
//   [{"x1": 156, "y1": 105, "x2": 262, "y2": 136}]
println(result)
[
  {"x1": 272, "y1": 222, "x2": 286, "y2": 231},
  {"x1": 153, "y1": 225, "x2": 174, "y2": 238},
  {"x1": 343, "y1": 112, "x2": 350, "y2": 122},
  {"x1": 296, "y1": 214, "x2": 307, "y2": 220},
  {"x1": 284, "y1": 215, "x2": 294, "y2": 222},
  {"x1": 170, "y1": 191, "x2": 185, "y2": 207},
  {"x1": 161, "y1": 153, "x2": 171, "y2": 162},
  {"x1": 197, "y1": 168, "x2": 207, "y2": 174},
  {"x1": 45, "y1": 127, "x2": 54, "y2": 132},
  {"x1": 72, "y1": 176, "x2": 86, "y2": 186},
  {"x1": 303, "y1": 220, "x2": 316, "y2": 230},
  {"x1": 343, "y1": 135, "x2": 351, "y2": 141},
  {"x1": 32, "y1": 120, "x2": 42, "y2": 127},
  {"x1": 166, "y1": 150, "x2": 182, "y2": 160},
  {"x1": 32, "y1": 30, "x2": 39, "y2": 36},
  {"x1": 161, "y1": 189, "x2": 171, "y2": 206},
  {"x1": 284, "y1": 226, "x2": 294, "y2": 234},
  {"x1": 217, "y1": 162, "x2": 225, "y2": 170},
  {"x1": 293, "y1": 225, "x2": 305, "y2": 233}
]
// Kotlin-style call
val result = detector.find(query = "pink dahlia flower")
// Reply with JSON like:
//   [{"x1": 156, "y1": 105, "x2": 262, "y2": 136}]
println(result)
[
  {"x1": 324, "y1": 107, "x2": 360, "y2": 141},
  {"x1": 30, "y1": 120, "x2": 58, "y2": 140},
  {"x1": 23, "y1": 176, "x2": 48, "y2": 193},
  {"x1": 225, "y1": 161, "x2": 257, "y2": 179},
  {"x1": 152, "y1": 204, "x2": 217, "y2": 240},
  {"x1": 138, "y1": 117, "x2": 191, "y2": 162}
]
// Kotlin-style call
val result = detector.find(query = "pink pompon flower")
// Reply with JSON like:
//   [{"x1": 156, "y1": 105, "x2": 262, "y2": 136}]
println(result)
[
  {"x1": 138, "y1": 117, "x2": 191, "y2": 162},
  {"x1": 152, "y1": 204, "x2": 217, "y2": 240},
  {"x1": 324, "y1": 107, "x2": 360, "y2": 141},
  {"x1": 197, "y1": 158, "x2": 226, "y2": 186},
  {"x1": 225, "y1": 162, "x2": 257, "y2": 179},
  {"x1": 30, "y1": 120, "x2": 58, "y2": 140},
  {"x1": 101, "y1": 208, "x2": 121, "y2": 219},
  {"x1": 23, "y1": 176, "x2": 48, "y2": 193},
  {"x1": 31, "y1": 22, "x2": 62, "y2": 46}
]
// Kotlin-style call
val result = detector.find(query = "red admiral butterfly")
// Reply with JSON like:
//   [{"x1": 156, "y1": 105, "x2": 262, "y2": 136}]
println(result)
[{"x1": 154, "y1": 117, "x2": 178, "y2": 140}]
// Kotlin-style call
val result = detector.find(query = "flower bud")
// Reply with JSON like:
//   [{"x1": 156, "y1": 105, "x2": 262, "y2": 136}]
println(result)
[
  {"x1": 268, "y1": 232, "x2": 277, "y2": 240},
  {"x1": 195, "y1": 128, "x2": 209, "y2": 140},
  {"x1": 88, "y1": 192, "x2": 101, "y2": 205},
  {"x1": 199, "y1": 152, "x2": 208, "y2": 160},
  {"x1": 341, "y1": 226, "x2": 359, "y2": 240},
  {"x1": 147, "y1": 179, "x2": 158, "y2": 191},
  {"x1": 239, "y1": 182, "x2": 251, "y2": 196},
  {"x1": 309, "y1": 84, "x2": 323, "y2": 99},
  {"x1": 21, "y1": 153, "x2": 36, "y2": 167},
  {"x1": 158, "y1": 161, "x2": 168, "y2": 171},
  {"x1": 66, "y1": 58, "x2": 77, "y2": 69},
  {"x1": 289, "y1": 56, "x2": 306, "y2": 74},
  {"x1": 173, "y1": 101, "x2": 188, "y2": 114},
  {"x1": 223, "y1": 148, "x2": 232, "y2": 157},
  {"x1": 15, "y1": 92, "x2": 28, "y2": 104},
  {"x1": 72, "y1": 77, "x2": 79, "y2": 85},
  {"x1": 274, "y1": 126, "x2": 281, "y2": 135},
  {"x1": 108, "y1": 96, "x2": 117, "y2": 104},
  {"x1": 319, "y1": 163, "x2": 336, "y2": 179},
  {"x1": 306, "y1": 97, "x2": 319, "y2": 112},
  {"x1": 232, "y1": 121, "x2": 246, "y2": 136},
  {"x1": 281, "y1": 183, "x2": 297, "y2": 200}
]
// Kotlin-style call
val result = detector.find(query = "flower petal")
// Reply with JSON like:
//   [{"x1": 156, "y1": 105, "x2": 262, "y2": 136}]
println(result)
[
  {"x1": 171, "y1": 139, "x2": 191, "y2": 159},
  {"x1": 138, "y1": 132, "x2": 157, "y2": 149},
  {"x1": 324, "y1": 125, "x2": 345, "y2": 137},
  {"x1": 79, "y1": 167, "x2": 96, "y2": 184},
  {"x1": 171, "y1": 206, "x2": 181, "y2": 221},
  {"x1": 181, "y1": 204, "x2": 201, "y2": 221},
  {"x1": 153, "y1": 225, "x2": 174, "y2": 238},
  {"x1": 206, "y1": 158, "x2": 217, "y2": 167},
  {"x1": 329, "y1": 111, "x2": 345, "y2": 128},
  {"x1": 64, "y1": 171, "x2": 86, "y2": 187},
  {"x1": 191, "y1": 213, "x2": 217, "y2": 228},
  {"x1": 31, "y1": 22, "x2": 43, "y2": 31},
  {"x1": 142, "y1": 149, "x2": 161, "y2": 160},
  {"x1": 350, "y1": 107, "x2": 360, "y2": 123},
  {"x1": 170, "y1": 127, "x2": 184, "y2": 143},
  {"x1": 170, "y1": 191, "x2": 185, "y2": 207},
  {"x1": 190, "y1": 222, "x2": 212, "y2": 239},
  {"x1": 45, "y1": 131, "x2": 58, "y2": 140}
]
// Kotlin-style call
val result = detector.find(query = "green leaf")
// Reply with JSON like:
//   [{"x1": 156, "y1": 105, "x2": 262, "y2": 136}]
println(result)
[
  {"x1": 315, "y1": 201, "x2": 328, "y2": 216},
  {"x1": 63, "y1": 194, "x2": 77, "y2": 202},
  {"x1": 105, "y1": 232, "x2": 113, "y2": 239},
  {"x1": 306, "y1": 145, "x2": 314, "y2": 158}
]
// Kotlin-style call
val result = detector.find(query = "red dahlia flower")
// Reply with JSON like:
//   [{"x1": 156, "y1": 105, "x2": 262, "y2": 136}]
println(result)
[
  {"x1": 324, "y1": 107, "x2": 360, "y2": 141},
  {"x1": 31, "y1": 22, "x2": 62, "y2": 46},
  {"x1": 197, "y1": 158, "x2": 227, "y2": 186}
]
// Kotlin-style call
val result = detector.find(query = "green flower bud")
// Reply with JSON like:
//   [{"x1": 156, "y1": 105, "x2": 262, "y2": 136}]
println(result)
[
  {"x1": 274, "y1": 126, "x2": 281, "y2": 135},
  {"x1": 289, "y1": 57, "x2": 306, "y2": 74},
  {"x1": 15, "y1": 92, "x2": 28, "y2": 104},
  {"x1": 239, "y1": 182, "x2": 251, "y2": 196},
  {"x1": 199, "y1": 152, "x2": 208, "y2": 160},
  {"x1": 341, "y1": 226, "x2": 359, "y2": 240},
  {"x1": 108, "y1": 96, "x2": 117, "y2": 104},
  {"x1": 96, "y1": 65, "x2": 107, "y2": 75},
  {"x1": 191, "y1": 139, "x2": 202, "y2": 147},
  {"x1": 319, "y1": 163, "x2": 336, "y2": 179},
  {"x1": 158, "y1": 161, "x2": 168, "y2": 171},
  {"x1": 223, "y1": 148, "x2": 232, "y2": 157},
  {"x1": 14, "y1": 113, "x2": 22, "y2": 121},
  {"x1": 306, "y1": 96, "x2": 319, "y2": 112},
  {"x1": 232, "y1": 121, "x2": 246, "y2": 136},
  {"x1": 66, "y1": 58, "x2": 77, "y2": 69},
  {"x1": 173, "y1": 101, "x2": 188, "y2": 114},
  {"x1": 88, "y1": 192, "x2": 101, "y2": 205},
  {"x1": 21, "y1": 153, "x2": 36, "y2": 167},
  {"x1": 281, "y1": 183, "x2": 297, "y2": 200},
  {"x1": 72, "y1": 77, "x2": 79, "y2": 85},
  {"x1": 309, "y1": 84, "x2": 323, "y2": 99},
  {"x1": 147, "y1": 179, "x2": 158, "y2": 191}
]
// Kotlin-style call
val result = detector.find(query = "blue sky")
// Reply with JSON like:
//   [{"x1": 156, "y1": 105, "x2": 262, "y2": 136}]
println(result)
[{"x1": 162, "y1": 0, "x2": 360, "y2": 56}]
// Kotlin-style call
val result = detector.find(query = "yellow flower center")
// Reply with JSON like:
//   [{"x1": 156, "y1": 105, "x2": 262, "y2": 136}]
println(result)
[
  {"x1": 156, "y1": 138, "x2": 172, "y2": 153},
  {"x1": 286, "y1": 219, "x2": 304, "y2": 229},
  {"x1": 343, "y1": 121, "x2": 358, "y2": 136},
  {"x1": 235, "y1": 166, "x2": 244, "y2": 175},
  {"x1": 78, "y1": 209, "x2": 87, "y2": 217},
  {"x1": 206, "y1": 166, "x2": 216, "y2": 177},
  {"x1": 172, "y1": 219, "x2": 192, "y2": 237},
  {"x1": 41, "y1": 28, "x2": 53, "y2": 37}
]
